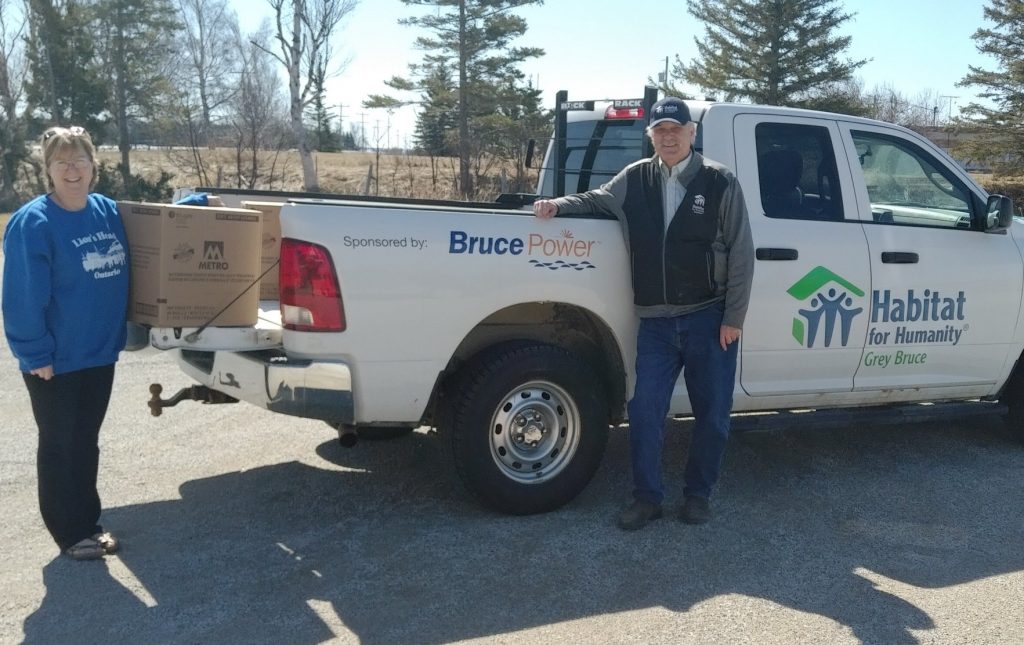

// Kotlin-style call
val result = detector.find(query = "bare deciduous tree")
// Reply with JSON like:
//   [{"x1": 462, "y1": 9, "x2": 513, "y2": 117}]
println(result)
[
  {"x1": 0, "y1": 0, "x2": 30, "y2": 207},
  {"x1": 262, "y1": 0, "x2": 357, "y2": 192},
  {"x1": 232, "y1": 24, "x2": 288, "y2": 189},
  {"x1": 174, "y1": 0, "x2": 242, "y2": 145},
  {"x1": 863, "y1": 82, "x2": 947, "y2": 127}
]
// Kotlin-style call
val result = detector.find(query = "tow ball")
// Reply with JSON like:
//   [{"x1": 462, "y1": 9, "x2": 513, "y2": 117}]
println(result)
[{"x1": 148, "y1": 383, "x2": 239, "y2": 416}]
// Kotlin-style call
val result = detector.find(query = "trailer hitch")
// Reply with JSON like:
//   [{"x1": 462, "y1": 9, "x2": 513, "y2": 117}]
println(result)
[{"x1": 148, "y1": 383, "x2": 239, "y2": 416}]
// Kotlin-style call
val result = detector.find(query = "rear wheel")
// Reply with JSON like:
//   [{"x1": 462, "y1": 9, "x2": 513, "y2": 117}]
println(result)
[{"x1": 447, "y1": 343, "x2": 609, "y2": 515}]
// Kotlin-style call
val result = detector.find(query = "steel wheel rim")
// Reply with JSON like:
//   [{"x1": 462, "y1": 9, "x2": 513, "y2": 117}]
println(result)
[{"x1": 488, "y1": 379, "x2": 581, "y2": 484}]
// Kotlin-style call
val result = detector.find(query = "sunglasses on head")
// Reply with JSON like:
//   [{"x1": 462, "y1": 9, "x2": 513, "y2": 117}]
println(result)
[{"x1": 43, "y1": 126, "x2": 87, "y2": 141}]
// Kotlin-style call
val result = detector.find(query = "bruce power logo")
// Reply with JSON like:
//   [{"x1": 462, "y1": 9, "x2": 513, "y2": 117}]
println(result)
[{"x1": 787, "y1": 266, "x2": 865, "y2": 348}]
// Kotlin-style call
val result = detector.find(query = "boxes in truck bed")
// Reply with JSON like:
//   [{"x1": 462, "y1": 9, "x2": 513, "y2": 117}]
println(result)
[
  {"x1": 239, "y1": 200, "x2": 282, "y2": 300},
  {"x1": 118, "y1": 201, "x2": 263, "y2": 327}
]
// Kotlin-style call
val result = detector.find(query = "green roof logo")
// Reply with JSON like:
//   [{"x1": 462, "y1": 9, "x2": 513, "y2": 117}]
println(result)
[{"x1": 788, "y1": 266, "x2": 865, "y2": 348}]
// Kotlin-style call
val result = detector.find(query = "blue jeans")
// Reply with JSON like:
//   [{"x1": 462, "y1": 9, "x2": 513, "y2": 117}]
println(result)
[{"x1": 626, "y1": 305, "x2": 737, "y2": 504}]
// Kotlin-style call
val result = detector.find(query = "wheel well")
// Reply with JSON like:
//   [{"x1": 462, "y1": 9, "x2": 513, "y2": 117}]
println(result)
[
  {"x1": 998, "y1": 351, "x2": 1024, "y2": 402},
  {"x1": 424, "y1": 303, "x2": 627, "y2": 426}
]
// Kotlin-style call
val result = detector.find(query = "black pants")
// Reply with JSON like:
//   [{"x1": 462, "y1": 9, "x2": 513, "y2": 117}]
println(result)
[{"x1": 24, "y1": 364, "x2": 115, "y2": 551}]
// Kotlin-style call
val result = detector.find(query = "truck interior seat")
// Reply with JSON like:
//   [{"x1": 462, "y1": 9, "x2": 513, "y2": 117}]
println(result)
[{"x1": 758, "y1": 149, "x2": 818, "y2": 220}]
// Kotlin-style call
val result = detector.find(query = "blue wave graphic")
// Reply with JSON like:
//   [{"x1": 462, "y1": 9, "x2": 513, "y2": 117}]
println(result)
[{"x1": 528, "y1": 260, "x2": 597, "y2": 271}]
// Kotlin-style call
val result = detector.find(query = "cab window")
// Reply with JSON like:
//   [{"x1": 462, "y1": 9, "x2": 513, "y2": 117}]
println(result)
[
  {"x1": 754, "y1": 123, "x2": 845, "y2": 221},
  {"x1": 850, "y1": 130, "x2": 974, "y2": 229}
]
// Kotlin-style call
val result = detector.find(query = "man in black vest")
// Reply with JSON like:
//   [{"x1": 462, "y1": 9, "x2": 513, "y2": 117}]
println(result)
[{"x1": 533, "y1": 97, "x2": 754, "y2": 529}]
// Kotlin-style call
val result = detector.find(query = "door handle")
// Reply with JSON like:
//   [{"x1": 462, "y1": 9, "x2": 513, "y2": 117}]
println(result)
[
  {"x1": 755, "y1": 248, "x2": 798, "y2": 261},
  {"x1": 881, "y1": 251, "x2": 919, "y2": 264}
]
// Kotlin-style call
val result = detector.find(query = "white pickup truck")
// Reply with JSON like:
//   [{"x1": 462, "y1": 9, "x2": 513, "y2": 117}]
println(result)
[{"x1": 154, "y1": 91, "x2": 1019, "y2": 515}]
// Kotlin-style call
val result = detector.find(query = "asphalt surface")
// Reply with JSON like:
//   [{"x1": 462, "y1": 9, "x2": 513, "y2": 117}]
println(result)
[{"x1": 2, "y1": 302, "x2": 1024, "y2": 643}]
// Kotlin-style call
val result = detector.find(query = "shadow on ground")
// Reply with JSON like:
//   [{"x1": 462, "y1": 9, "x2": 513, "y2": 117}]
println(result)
[{"x1": 22, "y1": 412, "x2": 1024, "y2": 644}]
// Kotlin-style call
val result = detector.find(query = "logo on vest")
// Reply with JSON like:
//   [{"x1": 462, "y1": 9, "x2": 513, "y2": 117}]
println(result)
[
  {"x1": 692, "y1": 194, "x2": 705, "y2": 215},
  {"x1": 787, "y1": 266, "x2": 865, "y2": 348}
]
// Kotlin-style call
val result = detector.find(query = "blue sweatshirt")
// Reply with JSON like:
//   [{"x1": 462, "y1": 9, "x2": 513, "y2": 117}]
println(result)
[{"x1": 2, "y1": 194, "x2": 129, "y2": 374}]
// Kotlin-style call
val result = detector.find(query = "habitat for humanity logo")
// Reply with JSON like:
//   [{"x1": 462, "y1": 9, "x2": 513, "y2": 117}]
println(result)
[{"x1": 787, "y1": 266, "x2": 865, "y2": 348}]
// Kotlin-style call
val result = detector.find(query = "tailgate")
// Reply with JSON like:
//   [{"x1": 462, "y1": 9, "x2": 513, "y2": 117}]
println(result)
[{"x1": 149, "y1": 300, "x2": 283, "y2": 351}]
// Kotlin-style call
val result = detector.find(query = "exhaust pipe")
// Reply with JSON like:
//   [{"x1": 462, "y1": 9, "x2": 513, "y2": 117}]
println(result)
[{"x1": 336, "y1": 423, "x2": 359, "y2": 448}]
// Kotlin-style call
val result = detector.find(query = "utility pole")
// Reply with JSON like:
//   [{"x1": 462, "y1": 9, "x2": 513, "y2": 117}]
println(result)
[
  {"x1": 338, "y1": 103, "x2": 349, "y2": 130},
  {"x1": 940, "y1": 95, "x2": 958, "y2": 122},
  {"x1": 338, "y1": 103, "x2": 349, "y2": 149},
  {"x1": 658, "y1": 56, "x2": 669, "y2": 84},
  {"x1": 359, "y1": 111, "x2": 368, "y2": 151}
]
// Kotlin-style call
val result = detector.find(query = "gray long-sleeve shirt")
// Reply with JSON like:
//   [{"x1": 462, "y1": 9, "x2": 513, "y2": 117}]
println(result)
[{"x1": 549, "y1": 152, "x2": 755, "y2": 329}]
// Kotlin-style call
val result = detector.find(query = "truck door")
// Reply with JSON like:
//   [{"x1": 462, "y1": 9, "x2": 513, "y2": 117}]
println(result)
[
  {"x1": 839, "y1": 124, "x2": 1024, "y2": 391},
  {"x1": 733, "y1": 115, "x2": 871, "y2": 396}
]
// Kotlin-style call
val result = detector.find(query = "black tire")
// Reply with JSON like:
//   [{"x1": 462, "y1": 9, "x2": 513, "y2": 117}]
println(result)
[
  {"x1": 447, "y1": 343, "x2": 609, "y2": 515},
  {"x1": 356, "y1": 426, "x2": 416, "y2": 441}
]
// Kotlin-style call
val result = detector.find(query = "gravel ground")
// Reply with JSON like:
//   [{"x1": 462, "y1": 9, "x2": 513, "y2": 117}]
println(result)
[{"x1": 1, "y1": 289, "x2": 1023, "y2": 644}]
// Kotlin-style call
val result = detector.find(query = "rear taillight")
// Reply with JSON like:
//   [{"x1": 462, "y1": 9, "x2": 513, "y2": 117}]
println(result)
[
  {"x1": 604, "y1": 106, "x2": 645, "y2": 120},
  {"x1": 279, "y1": 238, "x2": 346, "y2": 332}
]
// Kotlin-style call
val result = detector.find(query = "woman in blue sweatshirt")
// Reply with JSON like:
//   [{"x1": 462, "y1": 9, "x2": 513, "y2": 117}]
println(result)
[{"x1": 2, "y1": 126, "x2": 129, "y2": 561}]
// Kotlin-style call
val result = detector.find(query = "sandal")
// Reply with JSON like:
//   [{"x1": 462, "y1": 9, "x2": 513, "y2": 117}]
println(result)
[
  {"x1": 91, "y1": 531, "x2": 119, "y2": 555},
  {"x1": 65, "y1": 538, "x2": 105, "y2": 561}
]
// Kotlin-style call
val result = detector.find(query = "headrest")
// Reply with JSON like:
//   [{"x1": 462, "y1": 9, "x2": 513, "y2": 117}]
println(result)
[{"x1": 759, "y1": 149, "x2": 803, "y2": 192}]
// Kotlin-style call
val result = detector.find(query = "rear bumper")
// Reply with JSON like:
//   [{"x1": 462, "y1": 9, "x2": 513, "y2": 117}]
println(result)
[{"x1": 175, "y1": 349, "x2": 354, "y2": 424}]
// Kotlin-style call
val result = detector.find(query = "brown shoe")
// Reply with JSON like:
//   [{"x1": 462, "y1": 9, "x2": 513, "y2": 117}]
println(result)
[
  {"x1": 679, "y1": 496, "x2": 711, "y2": 525},
  {"x1": 617, "y1": 499, "x2": 663, "y2": 531},
  {"x1": 65, "y1": 538, "x2": 105, "y2": 561},
  {"x1": 92, "y1": 531, "x2": 119, "y2": 554}
]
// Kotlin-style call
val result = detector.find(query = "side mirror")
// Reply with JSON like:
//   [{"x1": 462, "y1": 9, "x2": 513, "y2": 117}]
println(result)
[{"x1": 986, "y1": 194, "x2": 1014, "y2": 232}]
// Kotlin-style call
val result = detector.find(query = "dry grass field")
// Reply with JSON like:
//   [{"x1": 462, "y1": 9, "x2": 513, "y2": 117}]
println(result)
[{"x1": 101, "y1": 147, "x2": 538, "y2": 201}]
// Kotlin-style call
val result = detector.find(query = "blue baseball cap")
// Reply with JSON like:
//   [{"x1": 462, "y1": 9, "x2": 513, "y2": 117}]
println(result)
[{"x1": 649, "y1": 97, "x2": 692, "y2": 127}]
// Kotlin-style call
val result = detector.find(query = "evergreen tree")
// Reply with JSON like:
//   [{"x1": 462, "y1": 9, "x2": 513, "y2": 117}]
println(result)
[
  {"x1": 957, "y1": 0, "x2": 1024, "y2": 175},
  {"x1": 340, "y1": 129, "x2": 358, "y2": 150},
  {"x1": 677, "y1": 0, "x2": 866, "y2": 106},
  {"x1": 24, "y1": 0, "x2": 108, "y2": 131},
  {"x1": 93, "y1": 0, "x2": 180, "y2": 185},
  {"x1": 412, "y1": 62, "x2": 457, "y2": 156},
  {"x1": 366, "y1": 0, "x2": 544, "y2": 198},
  {"x1": 306, "y1": 53, "x2": 341, "y2": 152}
]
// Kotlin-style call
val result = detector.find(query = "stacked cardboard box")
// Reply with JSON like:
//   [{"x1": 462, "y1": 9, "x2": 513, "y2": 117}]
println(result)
[
  {"x1": 118, "y1": 201, "x2": 263, "y2": 327},
  {"x1": 240, "y1": 200, "x2": 283, "y2": 300}
]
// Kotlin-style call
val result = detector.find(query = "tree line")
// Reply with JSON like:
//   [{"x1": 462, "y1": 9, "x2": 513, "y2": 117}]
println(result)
[{"x1": 1, "y1": 0, "x2": 1021, "y2": 210}]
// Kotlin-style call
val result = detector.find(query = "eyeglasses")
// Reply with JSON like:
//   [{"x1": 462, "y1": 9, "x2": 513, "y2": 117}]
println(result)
[
  {"x1": 43, "y1": 126, "x2": 87, "y2": 141},
  {"x1": 51, "y1": 157, "x2": 93, "y2": 171}
]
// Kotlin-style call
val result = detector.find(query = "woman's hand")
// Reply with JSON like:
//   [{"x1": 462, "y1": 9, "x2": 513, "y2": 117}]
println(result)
[{"x1": 30, "y1": 365, "x2": 54, "y2": 380}]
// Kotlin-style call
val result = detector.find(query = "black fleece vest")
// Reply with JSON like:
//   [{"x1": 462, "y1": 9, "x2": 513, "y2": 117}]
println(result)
[{"x1": 622, "y1": 160, "x2": 728, "y2": 306}]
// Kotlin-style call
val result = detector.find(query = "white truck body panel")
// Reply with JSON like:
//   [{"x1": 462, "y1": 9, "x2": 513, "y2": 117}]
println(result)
[
  {"x1": 279, "y1": 201, "x2": 638, "y2": 422},
  {"x1": 168, "y1": 102, "x2": 1024, "y2": 424}
]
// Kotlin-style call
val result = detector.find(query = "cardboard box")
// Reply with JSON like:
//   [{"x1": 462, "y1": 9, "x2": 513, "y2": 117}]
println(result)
[
  {"x1": 118, "y1": 201, "x2": 263, "y2": 327},
  {"x1": 240, "y1": 200, "x2": 282, "y2": 300}
]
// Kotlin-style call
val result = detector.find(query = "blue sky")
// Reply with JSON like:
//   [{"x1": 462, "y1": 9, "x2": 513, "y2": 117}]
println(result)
[{"x1": 231, "y1": 0, "x2": 997, "y2": 146}]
